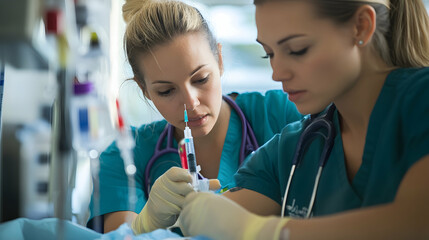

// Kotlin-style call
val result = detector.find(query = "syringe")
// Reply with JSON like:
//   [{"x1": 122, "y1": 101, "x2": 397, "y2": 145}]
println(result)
[{"x1": 183, "y1": 104, "x2": 199, "y2": 190}]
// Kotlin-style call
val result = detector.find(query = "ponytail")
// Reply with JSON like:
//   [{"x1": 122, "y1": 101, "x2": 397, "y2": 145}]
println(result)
[{"x1": 389, "y1": 0, "x2": 429, "y2": 67}]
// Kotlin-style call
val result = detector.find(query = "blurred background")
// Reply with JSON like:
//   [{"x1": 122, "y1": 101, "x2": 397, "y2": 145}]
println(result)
[{"x1": 0, "y1": 0, "x2": 428, "y2": 228}]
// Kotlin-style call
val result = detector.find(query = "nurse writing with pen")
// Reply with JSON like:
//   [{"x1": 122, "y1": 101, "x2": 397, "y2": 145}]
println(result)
[
  {"x1": 87, "y1": 0, "x2": 303, "y2": 234},
  {"x1": 179, "y1": 0, "x2": 429, "y2": 239}
]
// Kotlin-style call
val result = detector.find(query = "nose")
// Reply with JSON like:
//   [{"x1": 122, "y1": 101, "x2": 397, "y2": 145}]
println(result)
[
  {"x1": 182, "y1": 88, "x2": 200, "y2": 111},
  {"x1": 271, "y1": 57, "x2": 293, "y2": 83}
]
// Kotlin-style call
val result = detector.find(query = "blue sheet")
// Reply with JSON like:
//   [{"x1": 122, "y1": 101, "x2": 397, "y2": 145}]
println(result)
[
  {"x1": 0, "y1": 218, "x2": 101, "y2": 240},
  {"x1": 0, "y1": 218, "x2": 210, "y2": 240}
]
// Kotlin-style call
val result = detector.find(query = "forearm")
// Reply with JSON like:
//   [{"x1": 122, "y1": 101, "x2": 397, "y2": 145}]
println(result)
[
  {"x1": 224, "y1": 188, "x2": 281, "y2": 216},
  {"x1": 104, "y1": 211, "x2": 137, "y2": 233},
  {"x1": 223, "y1": 188, "x2": 426, "y2": 239},
  {"x1": 286, "y1": 154, "x2": 429, "y2": 240},
  {"x1": 286, "y1": 202, "x2": 427, "y2": 240}
]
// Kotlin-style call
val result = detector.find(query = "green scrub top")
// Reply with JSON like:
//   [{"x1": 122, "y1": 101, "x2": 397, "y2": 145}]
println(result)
[
  {"x1": 235, "y1": 67, "x2": 429, "y2": 218},
  {"x1": 88, "y1": 90, "x2": 302, "y2": 223}
]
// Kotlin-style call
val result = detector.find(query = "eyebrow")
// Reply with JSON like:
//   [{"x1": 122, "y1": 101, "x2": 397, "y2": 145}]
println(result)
[
  {"x1": 189, "y1": 64, "x2": 207, "y2": 76},
  {"x1": 256, "y1": 34, "x2": 306, "y2": 46},
  {"x1": 152, "y1": 80, "x2": 172, "y2": 84},
  {"x1": 152, "y1": 64, "x2": 208, "y2": 85}
]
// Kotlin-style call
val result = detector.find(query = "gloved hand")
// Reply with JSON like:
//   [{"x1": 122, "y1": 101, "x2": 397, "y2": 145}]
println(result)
[
  {"x1": 179, "y1": 192, "x2": 291, "y2": 240},
  {"x1": 132, "y1": 167, "x2": 221, "y2": 234},
  {"x1": 132, "y1": 167, "x2": 194, "y2": 234}
]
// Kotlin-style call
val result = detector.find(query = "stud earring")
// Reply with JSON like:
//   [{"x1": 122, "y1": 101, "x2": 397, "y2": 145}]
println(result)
[{"x1": 358, "y1": 40, "x2": 364, "y2": 45}]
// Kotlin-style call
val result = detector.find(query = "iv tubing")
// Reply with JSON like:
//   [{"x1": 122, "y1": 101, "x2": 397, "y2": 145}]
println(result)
[{"x1": 116, "y1": 99, "x2": 137, "y2": 223}]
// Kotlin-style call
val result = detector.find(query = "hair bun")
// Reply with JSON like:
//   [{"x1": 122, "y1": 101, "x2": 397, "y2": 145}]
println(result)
[{"x1": 122, "y1": 0, "x2": 151, "y2": 23}]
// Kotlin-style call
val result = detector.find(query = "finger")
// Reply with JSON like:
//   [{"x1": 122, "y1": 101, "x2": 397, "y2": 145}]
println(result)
[
  {"x1": 150, "y1": 190, "x2": 182, "y2": 213},
  {"x1": 153, "y1": 178, "x2": 194, "y2": 208},
  {"x1": 165, "y1": 183, "x2": 195, "y2": 207},
  {"x1": 180, "y1": 192, "x2": 215, "y2": 237},
  {"x1": 178, "y1": 192, "x2": 201, "y2": 237},
  {"x1": 162, "y1": 176, "x2": 195, "y2": 196},
  {"x1": 182, "y1": 191, "x2": 199, "y2": 208},
  {"x1": 178, "y1": 209, "x2": 190, "y2": 237},
  {"x1": 165, "y1": 167, "x2": 193, "y2": 183},
  {"x1": 208, "y1": 179, "x2": 221, "y2": 190}
]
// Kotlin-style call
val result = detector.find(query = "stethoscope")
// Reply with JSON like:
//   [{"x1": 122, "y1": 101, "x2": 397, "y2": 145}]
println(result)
[
  {"x1": 143, "y1": 95, "x2": 259, "y2": 199},
  {"x1": 281, "y1": 104, "x2": 337, "y2": 218}
]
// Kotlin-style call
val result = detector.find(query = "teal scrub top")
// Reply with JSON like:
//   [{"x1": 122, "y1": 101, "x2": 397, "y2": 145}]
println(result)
[
  {"x1": 235, "y1": 68, "x2": 429, "y2": 218},
  {"x1": 88, "y1": 90, "x2": 302, "y2": 222}
]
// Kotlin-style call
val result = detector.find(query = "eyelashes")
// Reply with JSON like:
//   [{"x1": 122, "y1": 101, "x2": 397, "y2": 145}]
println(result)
[
  {"x1": 156, "y1": 76, "x2": 210, "y2": 97},
  {"x1": 290, "y1": 47, "x2": 308, "y2": 56},
  {"x1": 196, "y1": 76, "x2": 209, "y2": 84},
  {"x1": 261, "y1": 47, "x2": 309, "y2": 59},
  {"x1": 262, "y1": 53, "x2": 273, "y2": 59},
  {"x1": 158, "y1": 89, "x2": 173, "y2": 96}
]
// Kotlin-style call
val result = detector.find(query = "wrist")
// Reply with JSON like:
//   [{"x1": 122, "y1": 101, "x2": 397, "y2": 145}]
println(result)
[
  {"x1": 132, "y1": 205, "x2": 155, "y2": 234},
  {"x1": 243, "y1": 215, "x2": 291, "y2": 240}
]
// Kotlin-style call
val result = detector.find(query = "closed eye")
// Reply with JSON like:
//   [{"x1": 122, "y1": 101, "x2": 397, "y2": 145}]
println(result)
[
  {"x1": 290, "y1": 47, "x2": 308, "y2": 56},
  {"x1": 262, "y1": 53, "x2": 274, "y2": 59},
  {"x1": 194, "y1": 76, "x2": 209, "y2": 84},
  {"x1": 158, "y1": 88, "x2": 174, "y2": 96}
]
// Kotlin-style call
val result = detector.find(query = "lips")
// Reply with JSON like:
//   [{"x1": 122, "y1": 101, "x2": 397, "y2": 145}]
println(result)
[
  {"x1": 185, "y1": 114, "x2": 209, "y2": 128},
  {"x1": 187, "y1": 114, "x2": 207, "y2": 121},
  {"x1": 286, "y1": 90, "x2": 305, "y2": 95},
  {"x1": 285, "y1": 90, "x2": 307, "y2": 102}
]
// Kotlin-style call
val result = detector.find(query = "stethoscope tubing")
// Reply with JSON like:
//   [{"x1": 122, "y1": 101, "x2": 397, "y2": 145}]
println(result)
[
  {"x1": 143, "y1": 123, "x2": 177, "y2": 198},
  {"x1": 281, "y1": 104, "x2": 336, "y2": 218},
  {"x1": 143, "y1": 95, "x2": 259, "y2": 199},
  {"x1": 223, "y1": 95, "x2": 260, "y2": 161}
]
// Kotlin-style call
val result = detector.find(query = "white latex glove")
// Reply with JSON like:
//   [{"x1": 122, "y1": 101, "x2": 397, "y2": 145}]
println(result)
[
  {"x1": 179, "y1": 192, "x2": 291, "y2": 240},
  {"x1": 132, "y1": 167, "x2": 194, "y2": 234},
  {"x1": 132, "y1": 167, "x2": 221, "y2": 234}
]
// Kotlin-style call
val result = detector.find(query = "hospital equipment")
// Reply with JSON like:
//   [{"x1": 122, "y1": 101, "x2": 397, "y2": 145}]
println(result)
[
  {"x1": 114, "y1": 99, "x2": 137, "y2": 223},
  {"x1": 17, "y1": 120, "x2": 52, "y2": 219},
  {"x1": 46, "y1": 9, "x2": 79, "y2": 237},
  {"x1": 1, "y1": 1, "x2": 118, "y2": 238},
  {"x1": 281, "y1": 104, "x2": 336, "y2": 218},
  {"x1": 0, "y1": 61, "x2": 4, "y2": 124},
  {"x1": 70, "y1": 82, "x2": 114, "y2": 232},
  {"x1": 0, "y1": 1, "x2": 76, "y2": 230},
  {"x1": 0, "y1": 61, "x2": 3, "y2": 220},
  {"x1": 143, "y1": 95, "x2": 259, "y2": 198}
]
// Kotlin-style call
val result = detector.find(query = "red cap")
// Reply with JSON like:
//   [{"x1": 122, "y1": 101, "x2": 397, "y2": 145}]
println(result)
[
  {"x1": 178, "y1": 139, "x2": 188, "y2": 169},
  {"x1": 116, "y1": 99, "x2": 125, "y2": 131},
  {"x1": 45, "y1": 9, "x2": 63, "y2": 34}
]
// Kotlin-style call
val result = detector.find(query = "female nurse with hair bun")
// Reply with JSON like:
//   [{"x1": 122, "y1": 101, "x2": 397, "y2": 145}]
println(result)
[{"x1": 87, "y1": 0, "x2": 303, "y2": 234}]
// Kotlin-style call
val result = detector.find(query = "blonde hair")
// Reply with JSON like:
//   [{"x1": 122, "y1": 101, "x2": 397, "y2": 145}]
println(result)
[
  {"x1": 254, "y1": 0, "x2": 429, "y2": 68},
  {"x1": 122, "y1": 0, "x2": 218, "y2": 92}
]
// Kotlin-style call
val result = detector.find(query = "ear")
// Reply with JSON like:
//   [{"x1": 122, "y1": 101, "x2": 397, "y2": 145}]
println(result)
[
  {"x1": 217, "y1": 43, "x2": 224, "y2": 76},
  {"x1": 352, "y1": 5, "x2": 376, "y2": 47}
]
